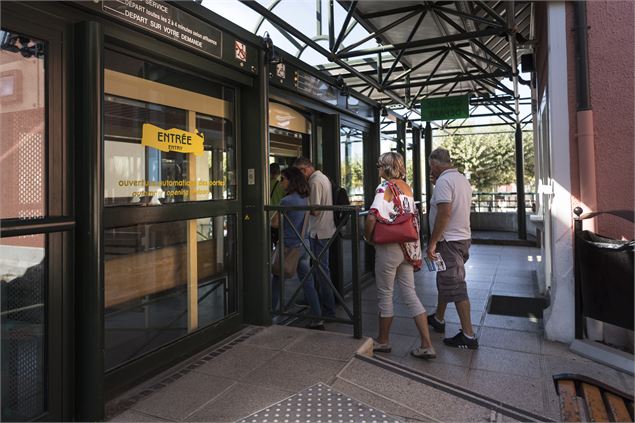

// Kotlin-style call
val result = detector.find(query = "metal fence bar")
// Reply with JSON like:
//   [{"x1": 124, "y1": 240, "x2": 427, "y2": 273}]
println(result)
[{"x1": 266, "y1": 204, "x2": 363, "y2": 338}]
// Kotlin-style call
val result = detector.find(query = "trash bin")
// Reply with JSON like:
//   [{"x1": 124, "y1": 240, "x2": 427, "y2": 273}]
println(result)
[{"x1": 574, "y1": 208, "x2": 635, "y2": 335}]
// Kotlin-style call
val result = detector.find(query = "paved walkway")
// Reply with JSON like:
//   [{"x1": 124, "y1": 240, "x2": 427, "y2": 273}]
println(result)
[
  {"x1": 107, "y1": 244, "x2": 634, "y2": 422},
  {"x1": 329, "y1": 244, "x2": 634, "y2": 420}
]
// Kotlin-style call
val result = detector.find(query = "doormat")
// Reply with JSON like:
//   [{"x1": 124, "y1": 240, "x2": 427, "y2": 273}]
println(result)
[
  {"x1": 237, "y1": 383, "x2": 402, "y2": 423},
  {"x1": 487, "y1": 294, "x2": 548, "y2": 319}
]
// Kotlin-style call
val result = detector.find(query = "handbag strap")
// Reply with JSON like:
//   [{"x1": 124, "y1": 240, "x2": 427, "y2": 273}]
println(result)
[
  {"x1": 387, "y1": 180, "x2": 405, "y2": 213},
  {"x1": 270, "y1": 179, "x2": 280, "y2": 197}
]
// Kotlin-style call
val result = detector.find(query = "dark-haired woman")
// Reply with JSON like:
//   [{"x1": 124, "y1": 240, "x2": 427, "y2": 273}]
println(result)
[{"x1": 271, "y1": 167, "x2": 323, "y2": 329}]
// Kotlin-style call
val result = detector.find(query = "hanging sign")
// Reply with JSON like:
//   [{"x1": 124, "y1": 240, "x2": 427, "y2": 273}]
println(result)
[
  {"x1": 420, "y1": 95, "x2": 470, "y2": 121},
  {"x1": 102, "y1": 0, "x2": 222, "y2": 59},
  {"x1": 142, "y1": 123, "x2": 204, "y2": 155}
]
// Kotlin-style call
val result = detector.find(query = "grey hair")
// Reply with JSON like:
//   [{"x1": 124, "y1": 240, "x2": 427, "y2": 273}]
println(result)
[
  {"x1": 429, "y1": 148, "x2": 452, "y2": 165},
  {"x1": 292, "y1": 156, "x2": 313, "y2": 169},
  {"x1": 377, "y1": 152, "x2": 406, "y2": 180}
]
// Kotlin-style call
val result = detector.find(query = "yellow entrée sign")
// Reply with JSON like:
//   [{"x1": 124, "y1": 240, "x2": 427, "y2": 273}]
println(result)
[{"x1": 142, "y1": 123, "x2": 204, "y2": 156}]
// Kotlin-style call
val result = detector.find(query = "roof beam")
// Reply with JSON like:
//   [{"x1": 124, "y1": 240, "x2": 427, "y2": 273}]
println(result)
[
  {"x1": 332, "y1": 0, "x2": 357, "y2": 52},
  {"x1": 337, "y1": 27, "x2": 503, "y2": 59},
  {"x1": 381, "y1": 9, "x2": 428, "y2": 87}
]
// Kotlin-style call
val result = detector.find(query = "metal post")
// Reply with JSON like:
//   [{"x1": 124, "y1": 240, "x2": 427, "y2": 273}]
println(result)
[
  {"x1": 424, "y1": 122, "x2": 433, "y2": 220},
  {"x1": 351, "y1": 210, "x2": 362, "y2": 338},
  {"x1": 573, "y1": 207, "x2": 583, "y2": 339},
  {"x1": 515, "y1": 124, "x2": 527, "y2": 239},
  {"x1": 278, "y1": 212, "x2": 285, "y2": 314},
  {"x1": 74, "y1": 21, "x2": 104, "y2": 422}
]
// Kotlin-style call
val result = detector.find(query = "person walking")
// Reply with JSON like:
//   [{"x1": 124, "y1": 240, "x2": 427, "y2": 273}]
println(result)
[
  {"x1": 270, "y1": 167, "x2": 323, "y2": 329},
  {"x1": 426, "y1": 148, "x2": 478, "y2": 349},
  {"x1": 293, "y1": 157, "x2": 336, "y2": 321},
  {"x1": 270, "y1": 163, "x2": 286, "y2": 248},
  {"x1": 364, "y1": 152, "x2": 436, "y2": 359}
]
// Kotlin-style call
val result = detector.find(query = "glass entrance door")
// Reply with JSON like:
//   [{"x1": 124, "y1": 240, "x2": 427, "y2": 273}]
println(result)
[
  {"x1": 102, "y1": 51, "x2": 240, "y2": 371},
  {"x1": 1, "y1": 24, "x2": 69, "y2": 421}
]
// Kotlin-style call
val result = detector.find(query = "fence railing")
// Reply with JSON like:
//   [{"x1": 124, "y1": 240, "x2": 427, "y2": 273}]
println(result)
[
  {"x1": 265, "y1": 204, "x2": 363, "y2": 338},
  {"x1": 419, "y1": 192, "x2": 536, "y2": 213}
]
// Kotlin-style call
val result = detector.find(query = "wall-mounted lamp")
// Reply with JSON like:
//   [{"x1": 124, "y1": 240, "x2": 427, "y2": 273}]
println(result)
[{"x1": 262, "y1": 32, "x2": 281, "y2": 64}]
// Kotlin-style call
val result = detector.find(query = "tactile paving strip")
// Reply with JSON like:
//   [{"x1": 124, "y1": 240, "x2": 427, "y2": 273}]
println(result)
[{"x1": 238, "y1": 383, "x2": 402, "y2": 423}]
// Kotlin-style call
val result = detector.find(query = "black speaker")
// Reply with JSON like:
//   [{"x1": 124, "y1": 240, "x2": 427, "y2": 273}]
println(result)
[{"x1": 520, "y1": 54, "x2": 535, "y2": 73}]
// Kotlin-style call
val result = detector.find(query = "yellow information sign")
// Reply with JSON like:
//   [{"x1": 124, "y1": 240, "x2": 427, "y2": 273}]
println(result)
[{"x1": 142, "y1": 123, "x2": 204, "y2": 156}]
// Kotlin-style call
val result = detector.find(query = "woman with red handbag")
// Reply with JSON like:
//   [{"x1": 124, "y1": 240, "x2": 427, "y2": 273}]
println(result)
[{"x1": 364, "y1": 152, "x2": 436, "y2": 359}]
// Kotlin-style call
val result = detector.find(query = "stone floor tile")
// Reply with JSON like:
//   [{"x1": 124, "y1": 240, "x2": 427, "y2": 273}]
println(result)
[
  {"x1": 193, "y1": 344, "x2": 280, "y2": 380},
  {"x1": 110, "y1": 410, "x2": 173, "y2": 422},
  {"x1": 186, "y1": 382, "x2": 292, "y2": 422},
  {"x1": 478, "y1": 327, "x2": 541, "y2": 354},
  {"x1": 470, "y1": 346, "x2": 541, "y2": 378},
  {"x1": 329, "y1": 379, "x2": 430, "y2": 422},
  {"x1": 285, "y1": 331, "x2": 366, "y2": 361},
  {"x1": 372, "y1": 333, "x2": 419, "y2": 358},
  {"x1": 540, "y1": 338, "x2": 592, "y2": 361},
  {"x1": 393, "y1": 355, "x2": 470, "y2": 387},
  {"x1": 239, "y1": 351, "x2": 347, "y2": 392},
  {"x1": 337, "y1": 359, "x2": 492, "y2": 422},
  {"x1": 425, "y1": 337, "x2": 475, "y2": 368},
  {"x1": 442, "y1": 309, "x2": 485, "y2": 327},
  {"x1": 242, "y1": 325, "x2": 310, "y2": 350},
  {"x1": 466, "y1": 369, "x2": 547, "y2": 417},
  {"x1": 131, "y1": 373, "x2": 235, "y2": 421},
  {"x1": 466, "y1": 281, "x2": 493, "y2": 291}
]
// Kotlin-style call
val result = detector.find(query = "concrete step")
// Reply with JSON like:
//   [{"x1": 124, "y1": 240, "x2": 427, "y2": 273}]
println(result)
[{"x1": 332, "y1": 353, "x2": 554, "y2": 423}]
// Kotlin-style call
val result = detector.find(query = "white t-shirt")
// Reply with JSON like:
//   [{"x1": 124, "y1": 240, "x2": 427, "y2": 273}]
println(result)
[
  {"x1": 308, "y1": 170, "x2": 336, "y2": 239},
  {"x1": 429, "y1": 168, "x2": 472, "y2": 241}
]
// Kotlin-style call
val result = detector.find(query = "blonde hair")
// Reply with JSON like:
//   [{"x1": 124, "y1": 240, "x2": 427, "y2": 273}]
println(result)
[{"x1": 377, "y1": 152, "x2": 407, "y2": 180}]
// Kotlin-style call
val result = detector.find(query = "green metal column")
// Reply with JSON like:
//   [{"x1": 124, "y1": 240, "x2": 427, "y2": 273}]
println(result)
[
  {"x1": 242, "y1": 49, "x2": 270, "y2": 325},
  {"x1": 412, "y1": 126, "x2": 422, "y2": 204},
  {"x1": 424, "y1": 122, "x2": 433, "y2": 216},
  {"x1": 74, "y1": 21, "x2": 104, "y2": 422},
  {"x1": 515, "y1": 124, "x2": 527, "y2": 239}
]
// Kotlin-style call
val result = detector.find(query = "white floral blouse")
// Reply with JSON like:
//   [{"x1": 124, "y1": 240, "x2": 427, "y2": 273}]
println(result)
[{"x1": 369, "y1": 179, "x2": 422, "y2": 271}]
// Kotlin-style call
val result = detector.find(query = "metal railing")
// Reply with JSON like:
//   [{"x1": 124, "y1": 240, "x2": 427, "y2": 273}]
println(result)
[
  {"x1": 265, "y1": 204, "x2": 363, "y2": 338},
  {"x1": 420, "y1": 192, "x2": 536, "y2": 213},
  {"x1": 471, "y1": 192, "x2": 536, "y2": 213}
]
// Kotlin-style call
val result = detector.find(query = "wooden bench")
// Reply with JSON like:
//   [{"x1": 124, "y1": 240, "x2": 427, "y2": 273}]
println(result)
[{"x1": 553, "y1": 373, "x2": 634, "y2": 422}]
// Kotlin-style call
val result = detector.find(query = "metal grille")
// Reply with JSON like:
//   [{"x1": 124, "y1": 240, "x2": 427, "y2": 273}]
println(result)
[
  {"x1": 18, "y1": 130, "x2": 45, "y2": 219},
  {"x1": 1, "y1": 260, "x2": 46, "y2": 421}
]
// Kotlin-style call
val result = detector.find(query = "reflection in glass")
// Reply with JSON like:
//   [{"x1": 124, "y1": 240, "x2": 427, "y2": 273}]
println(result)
[
  {"x1": 196, "y1": 216, "x2": 237, "y2": 327},
  {"x1": 340, "y1": 126, "x2": 365, "y2": 205},
  {"x1": 196, "y1": 114, "x2": 235, "y2": 200},
  {"x1": 1, "y1": 234, "x2": 46, "y2": 421},
  {"x1": 0, "y1": 31, "x2": 46, "y2": 220},
  {"x1": 104, "y1": 217, "x2": 236, "y2": 370}
]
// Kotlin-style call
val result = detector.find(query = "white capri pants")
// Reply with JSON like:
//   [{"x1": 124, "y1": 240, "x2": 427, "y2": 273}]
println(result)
[{"x1": 374, "y1": 243, "x2": 426, "y2": 318}]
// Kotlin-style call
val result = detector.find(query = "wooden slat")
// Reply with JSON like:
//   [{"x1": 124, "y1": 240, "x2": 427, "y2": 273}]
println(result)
[
  {"x1": 558, "y1": 380, "x2": 582, "y2": 422},
  {"x1": 603, "y1": 392, "x2": 632, "y2": 422},
  {"x1": 581, "y1": 383, "x2": 609, "y2": 422}
]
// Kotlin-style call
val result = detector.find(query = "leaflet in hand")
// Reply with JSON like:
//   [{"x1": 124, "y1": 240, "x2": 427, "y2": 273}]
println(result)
[{"x1": 424, "y1": 253, "x2": 446, "y2": 272}]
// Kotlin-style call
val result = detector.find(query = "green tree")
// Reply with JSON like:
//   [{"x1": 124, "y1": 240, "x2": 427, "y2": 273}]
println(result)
[{"x1": 439, "y1": 130, "x2": 534, "y2": 192}]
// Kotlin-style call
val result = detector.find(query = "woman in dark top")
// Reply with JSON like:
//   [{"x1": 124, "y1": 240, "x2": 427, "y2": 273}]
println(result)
[{"x1": 271, "y1": 167, "x2": 322, "y2": 329}]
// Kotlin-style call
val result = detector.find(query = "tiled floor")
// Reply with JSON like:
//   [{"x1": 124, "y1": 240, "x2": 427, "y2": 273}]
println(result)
[
  {"x1": 328, "y1": 244, "x2": 635, "y2": 420},
  {"x1": 107, "y1": 244, "x2": 634, "y2": 422}
]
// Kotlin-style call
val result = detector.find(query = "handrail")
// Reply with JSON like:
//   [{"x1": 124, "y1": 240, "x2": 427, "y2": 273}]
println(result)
[{"x1": 266, "y1": 204, "x2": 363, "y2": 338}]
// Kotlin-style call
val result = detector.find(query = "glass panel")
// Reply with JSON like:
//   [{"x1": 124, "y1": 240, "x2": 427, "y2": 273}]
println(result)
[
  {"x1": 104, "y1": 95, "x2": 188, "y2": 205},
  {"x1": 196, "y1": 215, "x2": 237, "y2": 328},
  {"x1": 1, "y1": 234, "x2": 47, "y2": 421},
  {"x1": 104, "y1": 51, "x2": 236, "y2": 206},
  {"x1": 0, "y1": 31, "x2": 46, "y2": 219},
  {"x1": 340, "y1": 126, "x2": 365, "y2": 205},
  {"x1": 104, "y1": 221, "x2": 188, "y2": 369},
  {"x1": 196, "y1": 114, "x2": 235, "y2": 200},
  {"x1": 340, "y1": 215, "x2": 368, "y2": 291}
]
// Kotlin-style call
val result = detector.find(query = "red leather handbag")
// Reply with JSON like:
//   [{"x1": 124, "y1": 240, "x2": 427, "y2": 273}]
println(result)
[{"x1": 372, "y1": 182, "x2": 419, "y2": 244}]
